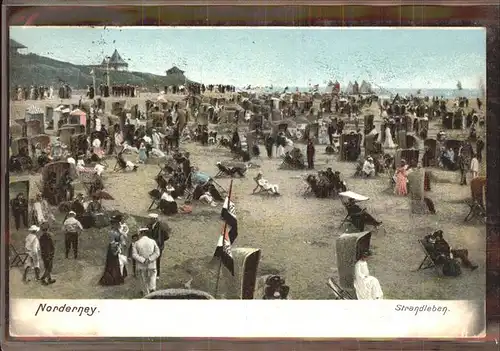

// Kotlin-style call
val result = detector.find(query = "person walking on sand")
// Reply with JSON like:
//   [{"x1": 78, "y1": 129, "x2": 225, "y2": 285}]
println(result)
[
  {"x1": 23, "y1": 225, "x2": 42, "y2": 283},
  {"x1": 265, "y1": 135, "x2": 274, "y2": 158},
  {"x1": 470, "y1": 153, "x2": 479, "y2": 179},
  {"x1": 132, "y1": 228, "x2": 160, "y2": 296},
  {"x1": 306, "y1": 139, "x2": 315, "y2": 169},
  {"x1": 146, "y1": 213, "x2": 171, "y2": 279},
  {"x1": 39, "y1": 223, "x2": 56, "y2": 285},
  {"x1": 62, "y1": 211, "x2": 83, "y2": 259}
]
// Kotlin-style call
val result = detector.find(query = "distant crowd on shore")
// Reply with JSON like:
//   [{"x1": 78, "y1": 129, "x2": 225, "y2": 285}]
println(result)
[
  {"x1": 161, "y1": 83, "x2": 237, "y2": 95},
  {"x1": 12, "y1": 85, "x2": 55, "y2": 101}
]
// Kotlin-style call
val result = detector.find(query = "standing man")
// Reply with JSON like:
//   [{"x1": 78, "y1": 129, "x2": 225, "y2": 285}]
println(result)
[
  {"x1": 306, "y1": 139, "x2": 316, "y2": 169},
  {"x1": 458, "y1": 152, "x2": 468, "y2": 186},
  {"x1": 23, "y1": 225, "x2": 41, "y2": 283},
  {"x1": 132, "y1": 228, "x2": 160, "y2": 296},
  {"x1": 39, "y1": 223, "x2": 56, "y2": 285},
  {"x1": 11, "y1": 192, "x2": 29, "y2": 231},
  {"x1": 476, "y1": 136, "x2": 484, "y2": 163},
  {"x1": 147, "y1": 213, "x2": 171, "y2": 280},
  {"x1": 62, "y1": 211, "x2": 83, "y2": 259}
]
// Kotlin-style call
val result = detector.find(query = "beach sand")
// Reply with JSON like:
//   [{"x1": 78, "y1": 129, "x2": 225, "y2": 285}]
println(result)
[{"x1": 8, "y1": 93, "x2": 486, "y2": 300}]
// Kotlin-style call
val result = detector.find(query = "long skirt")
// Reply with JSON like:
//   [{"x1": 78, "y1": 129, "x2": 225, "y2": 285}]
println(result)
[
  {"x1": 395, "y1": 174, "x2": 408, "y2": 196},
  {"x1": 99, "y1": 245, "x2": 127, "y2": 286},
  {"x1": 159, "y1": 199, "x2": 178, "y2": 215}
]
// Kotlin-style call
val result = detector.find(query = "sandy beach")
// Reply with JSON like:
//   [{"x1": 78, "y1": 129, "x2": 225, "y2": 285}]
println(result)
[{"x1": 8, "y1": 91, "x2": 486, "y2": 300}]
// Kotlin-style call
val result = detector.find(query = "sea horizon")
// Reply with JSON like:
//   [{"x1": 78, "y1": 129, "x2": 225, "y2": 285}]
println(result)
[{"x1": 246, "y1": 86, "x2": 482, "y2": 98}]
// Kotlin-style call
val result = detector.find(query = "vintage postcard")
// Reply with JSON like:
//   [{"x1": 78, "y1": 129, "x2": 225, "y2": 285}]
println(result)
[{"x1": 7, "y1": 26, "x2": 486, "y2": 338}]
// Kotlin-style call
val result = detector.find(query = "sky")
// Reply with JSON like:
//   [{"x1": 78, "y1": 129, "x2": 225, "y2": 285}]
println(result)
[{"x1": 10, "y1": 26, "x2": 486, "y2": 89}]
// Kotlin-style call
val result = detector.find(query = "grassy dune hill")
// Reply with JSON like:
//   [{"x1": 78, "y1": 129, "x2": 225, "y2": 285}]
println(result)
[{"x1": 9, "y1": 53, "x2": 168, "y2": 89}]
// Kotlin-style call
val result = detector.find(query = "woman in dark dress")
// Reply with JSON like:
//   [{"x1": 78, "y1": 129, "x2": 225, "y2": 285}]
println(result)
[{"x1": 99, "y1": 216, "x2": 127, "y2": 286}]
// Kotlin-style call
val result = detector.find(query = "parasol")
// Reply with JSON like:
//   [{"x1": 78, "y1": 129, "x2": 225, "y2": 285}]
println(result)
[{"x1": 192, "y1": 171, "x2": 211, "y2": 185}]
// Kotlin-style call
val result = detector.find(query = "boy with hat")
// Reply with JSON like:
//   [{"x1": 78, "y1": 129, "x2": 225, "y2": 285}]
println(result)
[
  {"x1": 23, "y1": 225, "x2": 41, "y2": 282},
  {"x1": 39, "y1": 222, "x2": 56, "y2": 285},
  {"x1": 62, "y1": 211, "x2": 83, "y2": 259}
]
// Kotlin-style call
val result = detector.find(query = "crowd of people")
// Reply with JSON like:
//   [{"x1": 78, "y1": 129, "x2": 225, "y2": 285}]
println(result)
[
  {"x1": 12, "y1": 85, "x2": 55, "y2": 101},
  {"x1": 9, "y1": 82, "x2": 486, "y2": 301}
]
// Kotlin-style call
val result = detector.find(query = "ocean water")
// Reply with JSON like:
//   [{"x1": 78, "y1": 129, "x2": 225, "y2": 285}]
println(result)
[{"x1": 264, "y1": 87, "x2": 482, "y2": 98}]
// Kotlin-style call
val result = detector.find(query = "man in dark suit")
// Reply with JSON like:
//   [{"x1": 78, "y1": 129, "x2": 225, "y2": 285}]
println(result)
[
  {"x1": 11, "y1": 193, "x2": 28, "y2": 231},
  {"x1": 39, "y1": 223, "x2": 56, "y2": 285},
  {"x1": 147, "y1": 213, "x2": 171, "y2": 279},
  {"x1": 476, "y1": 136, "x2": 484, "y2": 163}
]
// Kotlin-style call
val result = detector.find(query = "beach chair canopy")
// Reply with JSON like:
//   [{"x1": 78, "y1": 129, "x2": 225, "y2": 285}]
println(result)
[
  {"x1": 144, "y1": 289, "x2": 215, "y2": 299},
  {"x1": 336, "y1": 231, "x2": 372, "y2": 291},
  {"x1": 339, "y1": 191, "x2": 369, "y2": 202},
  {"x1": 69, "y1": 108, "x2": 86, "y2": 116},
  {"x1": 192, "y1": 171, "x2": 211, "y2": 185}
]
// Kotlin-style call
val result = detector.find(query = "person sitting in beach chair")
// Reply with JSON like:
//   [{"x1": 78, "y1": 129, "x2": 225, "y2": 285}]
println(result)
[
  {"x1": 215, "y1": 162, "x2": 246, "y2": 178},
  {"x1": 361, "y1": 157, "x2": 376, "y2": 177},
  {"x1": 424, "y1": 230, "x2": 478, "y2": 272},
  {"x1": 343, "y1": 197, "x2": 382, "y2": 231},
  {"x1": 253, "y1": 171, "x2": 280, "y2": 195},
  {"x1": 280, "y1": 148, "x2": 306, "y2": 170},
  {"x1": 114, "y1": 149, "x2": 138, "y2": 172},
  {"x1": 354, "y1": 251, "x2": 384, "y2": 300},
  {"x1": 326, "y1": 169, "x2": 347, "y2": 194},
  {"x1": 305, "y1": 174, "x2": 329, "y2": 198},
  {"x1": 158, "y1": 186, "x2": 178, "y2": 215}
]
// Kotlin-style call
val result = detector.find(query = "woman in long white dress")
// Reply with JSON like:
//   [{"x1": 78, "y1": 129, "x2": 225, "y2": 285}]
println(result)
[
  {"x1": 383, "y1": 126, "x2": 396, "y2": 149},
  {"x1": 353, "y1": 252, "x2": 384, "y2": 300}
]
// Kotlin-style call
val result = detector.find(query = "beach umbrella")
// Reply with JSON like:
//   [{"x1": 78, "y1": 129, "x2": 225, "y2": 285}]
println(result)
[{"x1": 192, "y1": 171, "x2": 211, "y2": 185}]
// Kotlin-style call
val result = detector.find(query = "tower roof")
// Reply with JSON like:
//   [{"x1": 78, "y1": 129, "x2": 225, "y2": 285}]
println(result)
[
  {"x1": 10, "y1": 39, "x2": 27, "y2": 50},
  {"x1": 166, "y1": 66, "x2": 185, "y2": 75},
  {"x1": 108, "y1": 49, "x2": 128, "y2": 66}
]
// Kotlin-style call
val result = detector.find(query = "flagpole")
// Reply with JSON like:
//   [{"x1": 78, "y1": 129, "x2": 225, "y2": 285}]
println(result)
[
  {"x1": 92, "y1": 70, "x2": 96, "y2": 100},
  {"x1": 214, "y1": 179, "x2": 234, "y2": 298}
]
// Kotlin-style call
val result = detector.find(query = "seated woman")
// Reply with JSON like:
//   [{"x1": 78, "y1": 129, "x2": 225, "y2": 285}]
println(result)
[
  {"x1": 158, "y1": 186, "x2": 178, "y2": 215},
  {"x1": 253, "y1": 171, "x2": 280, "y2": 195},
  {"x1": 440, "y1": 147, "x2": 457, "y2": 171},
  {"x1": 71, "y1": 193, "x2": 92, "y2": 228},
  {"x1": 199, "y1": 190, "x2": 218, "y2": 207},
  {"x1": 37, "y1": 149, "x2": 51, "y2": 168},
  {"x1": 59, "y1": 170, "x2": 75, "y2": 201},
  {"x1": 362, "y1": 157, "x2": 376, "y2": 177},
  {"x1": 425, "y1": 230, "x2": 477, "y2": 270},
  {"x1": 353, "y1": 251, "x2": 384, "y2": 300},
  {"x1": 50, "y1": 140, "x2": 64, "y2": 161},
  {"x1": 86, "y1": 195, "x2": 103, "y2": 227},
  {"x1": 315, "y1": 172, "x2": 331, "y2": 198},
  {"x1": 117, "y1": 150, "x2": 138, "y2": 172},
  {"x1": 92, "y1": 137, "x2": 106, "y2": 160}
]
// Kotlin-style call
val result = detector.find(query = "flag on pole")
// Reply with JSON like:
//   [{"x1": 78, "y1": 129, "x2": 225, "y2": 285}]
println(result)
[
  {"x1": 213, "y1": 197, "x2": 238, "y2": 275},
  {"x1": 90, "y1": 69, "x2": 95, "y2": 75}
]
